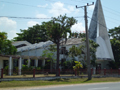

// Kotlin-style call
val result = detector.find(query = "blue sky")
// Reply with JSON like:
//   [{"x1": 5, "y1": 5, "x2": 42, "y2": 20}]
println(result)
[{"x1": 0, "y1": 0, "x2": 120, "y2": 39}]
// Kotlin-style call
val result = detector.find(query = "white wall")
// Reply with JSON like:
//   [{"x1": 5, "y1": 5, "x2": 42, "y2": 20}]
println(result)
[{"x1": 16, "y1": 42, "x2": 110, "y2": 69}]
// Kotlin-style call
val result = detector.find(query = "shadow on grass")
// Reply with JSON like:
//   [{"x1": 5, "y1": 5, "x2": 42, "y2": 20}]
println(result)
[
  {"x1": 49, "y1": 78, "x2": 70, "y2": 82},
  {"x1": 83, "y1": 79, "x2": 92, "y2": 82}
]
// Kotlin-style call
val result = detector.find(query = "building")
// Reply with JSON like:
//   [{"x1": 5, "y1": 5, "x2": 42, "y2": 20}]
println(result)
[
  {"x1": 0, "y1": 0, "x2": 114, "y2": 76},
  {"x1": 89, "y1": 0, "x2": 114, "y2": 69}
]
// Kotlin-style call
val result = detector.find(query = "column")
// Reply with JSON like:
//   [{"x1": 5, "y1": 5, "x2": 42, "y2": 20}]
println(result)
[
  {"x1": 42, "y1": 59, "x2": 45, "y2": 67},
  {"x1": 0, "y1": 60, "x2": 3, "y2": 69},
  {"x1": 93, "y1": 67, "x2": 96, "y2": 75},
  {"x1": 35, "y1": 59, "x2": 38, "y2": 67},
  {"x1": 27, "y1": 59, "x2": 30, "y2": 67},
  {"x1": 8, "y1": 57, "x2": 12, "y2": 76},
  {"x1": 18, "y1": 57, "x2": 22, "y2": 75},
  {"x1": 0, "y1": 60, "x2": 3, "y2": 76}
]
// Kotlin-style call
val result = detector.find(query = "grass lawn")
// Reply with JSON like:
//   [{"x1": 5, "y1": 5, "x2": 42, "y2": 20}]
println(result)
[{"x1": 0, "y1": 77, "x2": 120, "y2": 88}]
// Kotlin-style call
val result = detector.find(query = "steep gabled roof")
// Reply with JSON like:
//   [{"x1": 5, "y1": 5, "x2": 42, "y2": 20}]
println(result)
[{"x1": 89, "y1": 0, "x2": 114, "y2": 60}]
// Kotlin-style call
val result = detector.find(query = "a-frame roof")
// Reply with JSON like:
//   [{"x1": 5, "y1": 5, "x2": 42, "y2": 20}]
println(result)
[{"x1": 89, "y1": 0, "x2": 114, "y2": 60}]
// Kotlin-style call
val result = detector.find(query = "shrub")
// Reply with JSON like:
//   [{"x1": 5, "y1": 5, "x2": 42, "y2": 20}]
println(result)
[{"x1": 73, "y1": 61, "x2": 83, "y2": 75}]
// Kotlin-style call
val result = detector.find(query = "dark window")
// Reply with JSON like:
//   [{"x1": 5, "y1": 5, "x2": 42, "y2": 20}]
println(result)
[
  {"x1": 60, "y1": 47, "x2": 66, "y2": 54},
  {"x1": 3, "y1": 60, "x2": 8, "y2": 68},
  {"x1": 16, "y1": 44, "x2": 27, "y2": 48},
  {"x1": 23, "y1": 59, "x2": 28, "y2": 65},
  {"x1": 38, "y1": 60, "x2": 42, "y2": 67},
  {"x1": 30, "y1": 60, "x2": 35, "y2": 66}
]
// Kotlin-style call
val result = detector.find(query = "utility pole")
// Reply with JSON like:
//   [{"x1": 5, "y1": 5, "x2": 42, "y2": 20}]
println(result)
[{"x1": 76, "y1": 2, "x2": 94, "y2": 80}]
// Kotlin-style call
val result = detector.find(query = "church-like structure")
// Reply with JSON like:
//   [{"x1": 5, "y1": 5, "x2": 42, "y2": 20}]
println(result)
[{"x1": 89, "y1": 0, "x2": 114, "y2": 69}]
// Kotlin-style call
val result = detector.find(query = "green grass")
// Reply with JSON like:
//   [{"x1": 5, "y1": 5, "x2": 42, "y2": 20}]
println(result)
[{"x1": 0, "y1": 77, "x2": 120, "y2": 88}]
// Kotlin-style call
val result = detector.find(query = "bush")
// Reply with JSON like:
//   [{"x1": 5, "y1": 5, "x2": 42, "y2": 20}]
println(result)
[
  {"x1": 22, "y1": 65, "x2": 29, "y2": 70},
  {"x1": 35, "y1": 67, "x2": 41, "y2": 70},
  {"x1": 62, "y1": 60, "x2": 75, "y2": 69},
  {"x1": 4, "y1": 66, "x2": 8, "y2": 75},
  {"x1": 73, "y1": 61, "x2": 83, "y2": 75}
]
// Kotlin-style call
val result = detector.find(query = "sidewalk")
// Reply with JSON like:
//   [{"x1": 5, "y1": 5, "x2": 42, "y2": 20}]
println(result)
[{"x1": 1, "y1": 74, "x2": 120, "y2": 81}]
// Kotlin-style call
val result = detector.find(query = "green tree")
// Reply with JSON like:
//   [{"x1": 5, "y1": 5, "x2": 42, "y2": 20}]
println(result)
[
  {"x1": 0, "y1": 32, "x2": 17, "y2": 55},
  {"x1": 44, "y1": 15, "x2": 77, "y2": 76},
  {"x1": 108, "y1": 38, "x2": 120, "y2": 69},
  {"x1": 73, "y1": 61, "x2": 83, "y2": 75},
  {"x1": 70, "y1": 32, "x2": 85, "y2": 38},
  {"x1": 69, "y1": 38, "x2": 99, "y2": 67},
  {"x1": 69, "y1": 45, "x2": 79, "y2": 58},
  {"x1": 42, "y1": 45, "x2": 56, "y2": 69},
  {"x1": 108, "y1": 26, "x2": 120, "y2": 69},
  {"x1": 89, "y1": 40, "x2": 99, "y2": 67},
  {"x1": 13, "y1": 24, "x2": 49, "y2": 44},
  {"x1": 109, "y1": 26, "x2": 120, "y2": 40}
]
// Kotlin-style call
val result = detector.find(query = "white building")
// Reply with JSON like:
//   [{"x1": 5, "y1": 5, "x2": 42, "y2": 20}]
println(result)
[
  {"x1": 89, "y1": 0, "x2": 114, "y2": 69},
  {"x1": 0, "y1": 38, "x2": 86, "y2": 75},
  {"x1": 0, "y1": 0, "x2": 114, "y2": 76}
]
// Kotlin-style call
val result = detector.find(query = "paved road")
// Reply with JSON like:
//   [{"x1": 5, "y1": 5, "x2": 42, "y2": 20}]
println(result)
[
  {"x1": 30, "y1": 82, "x2": 120, "y2": 90},
  {"x1": 1, "y1": 82, "x2": 120, "y2": 90}
]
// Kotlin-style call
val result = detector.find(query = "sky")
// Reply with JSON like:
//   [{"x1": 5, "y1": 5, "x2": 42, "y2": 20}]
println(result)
[{"x1": 0, "y1": 0, "x2": 120, "y2": 40}]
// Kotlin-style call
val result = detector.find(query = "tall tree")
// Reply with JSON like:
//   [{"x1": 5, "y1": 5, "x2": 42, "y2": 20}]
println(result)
[
  {"x1": 69, "y1": 39, "x2": 99, "y2": 67},
  {"x1": 0, "y1": 32, "x2": 17, "y2": 55},
  {"x1": 13, "y1": 24, "x2": 49, "y2": 44},
  {"x1": 108, "y1": 26, "x2": 120, "y2": 68},
  {"x1": 70, "y1": 32, "x2": 85, "y2": 38},
  {"x1": 109, "y1": 26, "x2": 120, "y2": 40},
  {"x1": 44, "y1": 15, "x2": 77, "y2": 76},
  {"x1": 89, "y1": 40, "x2": 99, "y2": 67},
  {"x1": 69, "y1": 45, "x2": 79, "y2": 59},
  {"x1": 108, "y1": 38, "x2": 120, "y2": 69},
  {"x1": 42, "y1": 45, "x2": 56, "y2": 69}
]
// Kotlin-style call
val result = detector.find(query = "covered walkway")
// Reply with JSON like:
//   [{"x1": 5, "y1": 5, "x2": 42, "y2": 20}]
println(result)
[{"x1": 0, "y1": 55, "x2": 44, "y2": 76}]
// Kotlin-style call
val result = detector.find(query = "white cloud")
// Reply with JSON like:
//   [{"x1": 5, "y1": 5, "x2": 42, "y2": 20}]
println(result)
[
  {"x1": 49, "y1": 2, "x2": 80, "y2": 17},
  {"x1": 49, "y1": 2, "x2": 70, "y2": 17},
  {"x1": 37, "y1": 4, "x2": 48, "y2": 8},
  {"x1": 36, "y1": 14, "x2": 48, "y2": 18},
  {"x1": 67, "y1": 6, "x2": 74, "y2": 12},
  {"x1": 71, "y1": 23, "x2": 85, "y2": 33},
  {"x1": 0, "y1": 17, "x2": 17, "y2": 39},
  {"x1": 27, "y1": 21, "x2": 39, "y2": 27},
  {"x1": 89, "y1": 5, "x2": 95, "y2": 10}
]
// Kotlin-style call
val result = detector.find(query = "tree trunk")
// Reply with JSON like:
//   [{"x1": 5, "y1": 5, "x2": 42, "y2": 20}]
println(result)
[{"x1": 56, "y1": 41, "x2": 60, "y2": 76}]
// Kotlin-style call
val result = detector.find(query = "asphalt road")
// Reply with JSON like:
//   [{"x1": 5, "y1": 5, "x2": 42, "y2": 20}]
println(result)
[{"x1": 30, "y1": 82, "x2": 120, "y2": 90}]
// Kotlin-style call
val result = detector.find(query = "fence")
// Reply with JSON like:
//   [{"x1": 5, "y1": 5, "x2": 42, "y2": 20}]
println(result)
[{"x1": 1, "y1": 68, "x2": 120, "y2": 79}]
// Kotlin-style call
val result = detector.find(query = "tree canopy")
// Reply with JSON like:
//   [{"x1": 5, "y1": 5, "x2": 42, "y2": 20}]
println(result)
[
  {"x1": 108, "y1": 26, "x2": 120, "y2": 69},
  {"x1": 13, "y1": 24, "x2": 49, "y2": 44},
  {"x1": 0, "y1": 32, "x2": 17, "y2": 55},
  {"x1": 109, "y1": 26, "x2": 120, "y2": 40},
  {"x1": 68, "y1": 39, "x2": 99, "y2": 67},
  {"x1": 70, "y1": 32, "x2": 85, "y2": 38},
  {"x1": 44, "y1": 14, "x2": 77, "y2": 76},
  {"x1": 108, "y1": 38, "x2": 120, "y2": 69}
]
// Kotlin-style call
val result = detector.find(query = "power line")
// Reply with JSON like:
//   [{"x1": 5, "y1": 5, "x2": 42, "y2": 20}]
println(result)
[
  {"x1": 0, "y1": 0, "x2": 82, "y2": 13},
  {"x1": 73, "y1": 18, "x2": 84, "y2": 32},
  {"x1": 71, "y1": 0, "x2": 93, "y2": 3},
  {"x1": 88, "y1": 16, "x2": 110, "y2": 30},
  {"x1": 0, "y1": 1, "x2": 39, "y2": 8},
  {"x1": 45, "y1": 0, "x2": 75, "y2": 6},
  {"x1": 2, "y1": 0, "x2": 120, "y2": 16},
  {"x1": 103, "y1": 5, "x2": 120, "y2": 15},
  {"x1": 87, "y1": 10, "x2": 120, "y2": 26},
  {"x1": 0, "y1": 16, "x2": 84, "y2": 19},
  {"x1": 0, "y1": 16, "x2": 51, "y2": 19}
]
